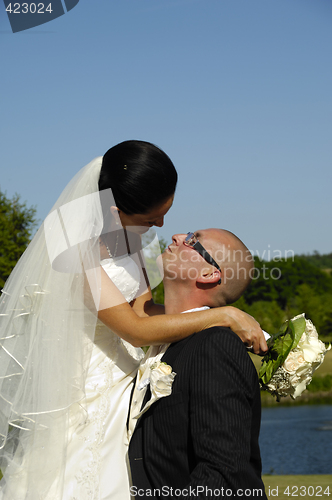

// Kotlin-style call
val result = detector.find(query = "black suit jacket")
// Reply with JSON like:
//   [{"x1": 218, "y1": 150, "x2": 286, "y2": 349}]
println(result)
[{"x1": 129, "y1": 327, "x2": 267, "y2": 499}]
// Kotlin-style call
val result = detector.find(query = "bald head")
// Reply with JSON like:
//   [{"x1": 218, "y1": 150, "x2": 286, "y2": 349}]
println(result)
[
  {"x1": 161, "y1": 228, "x2": 254, "y2": 314},
  {"x1": 208, "y1": 229, "x2": 254, "y2": 305}
]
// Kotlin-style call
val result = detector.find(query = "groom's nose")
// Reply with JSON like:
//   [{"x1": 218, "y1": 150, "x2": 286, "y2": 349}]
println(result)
[{"x1": 172, "y1": 233, "x2": 187, "y2": 245}]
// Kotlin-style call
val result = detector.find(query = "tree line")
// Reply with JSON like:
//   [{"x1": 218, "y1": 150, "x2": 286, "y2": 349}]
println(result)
[{"x1": 236, "y1": 256, "x2": 332, "y2": 339}]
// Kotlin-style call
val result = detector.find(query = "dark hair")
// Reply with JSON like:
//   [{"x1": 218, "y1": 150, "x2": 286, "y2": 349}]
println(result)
[{"x1": 98, "y1": 140, "x2": 177, "y2": 215}]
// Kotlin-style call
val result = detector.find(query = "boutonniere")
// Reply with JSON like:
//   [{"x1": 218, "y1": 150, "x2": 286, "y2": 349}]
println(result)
[{"x1": 134, "y1": 361, "x2": 176, "y2": 419}]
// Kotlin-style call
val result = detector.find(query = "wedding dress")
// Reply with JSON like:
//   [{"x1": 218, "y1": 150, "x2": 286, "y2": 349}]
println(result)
[
  {"x1": 0, "y1": 255, "x2": 143, "y2": 500},
  {"x1": 60, "y1": 255, "x2": 143, "y2": 499},
  {"x1": 0, "y1": 252, "x2": 144, "y2": 500}
]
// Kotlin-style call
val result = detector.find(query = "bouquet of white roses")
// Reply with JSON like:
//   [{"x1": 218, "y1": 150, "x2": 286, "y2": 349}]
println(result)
[{"x1": 259, "y1": 314, "x2": 331, "y2": 401}]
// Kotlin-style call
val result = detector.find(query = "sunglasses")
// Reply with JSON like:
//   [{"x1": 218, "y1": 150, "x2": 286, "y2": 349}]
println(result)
[{"x1": 184, "y1": 232, "x2": 221, "y2": 285}]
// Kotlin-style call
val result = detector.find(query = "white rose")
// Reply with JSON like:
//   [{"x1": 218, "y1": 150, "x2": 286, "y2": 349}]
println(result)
[
  {"x1": 283, "y1": 351, "x2": 306, "y2": 374},
  {"x1": 299, "y1": 332, "x2": 307, "y2": 343},
  {"x1": 150, "y1": 367, "x2": 175, "y2": 398},
  {"x1": 301, "y1": 337, "x2": 326, "y2": 363},
  {"x1": 134, "y1": 360, "x2": 176, "y2": 419},
  {"x1": 157, "y1": 363, "x2": 173, "y2": 375},
  {"x1": 296, "y1": 364, "x2": 312, "y2": 379}
]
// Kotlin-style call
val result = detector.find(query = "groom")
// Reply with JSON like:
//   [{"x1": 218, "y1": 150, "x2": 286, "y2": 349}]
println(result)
[{"x1": 128, "y1": 229, "x2": 267, "y2": 499}]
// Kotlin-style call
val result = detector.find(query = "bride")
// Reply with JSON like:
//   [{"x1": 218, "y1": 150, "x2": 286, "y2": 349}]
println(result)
[{"x1": 0, "y1": 140, "x2": 266, "y2": 499}]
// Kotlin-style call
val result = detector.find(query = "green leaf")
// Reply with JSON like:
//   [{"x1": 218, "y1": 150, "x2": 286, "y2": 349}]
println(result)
[{"x1": 259, "y1": 315, "x2": 306, "y2": 385}]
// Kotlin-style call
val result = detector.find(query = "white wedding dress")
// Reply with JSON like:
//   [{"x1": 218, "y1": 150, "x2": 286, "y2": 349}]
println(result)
[
  {"x1": 61, "y1": 255, "x2": 144, "y2": 500},
  {"x1": 0, "y1": 254, "x2": 143, "y2": 500}
]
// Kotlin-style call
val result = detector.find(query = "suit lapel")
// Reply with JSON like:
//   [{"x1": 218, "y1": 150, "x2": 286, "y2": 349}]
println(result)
[
  {"x1": 161, "y1": 334, "x2": 194, "y2": 367},
  {"x1": 129, "y1": 333, "x2": 196, "y2": 437},
  {"x1": 135, "y1": 334, "x2": 194, "y2": 423}
]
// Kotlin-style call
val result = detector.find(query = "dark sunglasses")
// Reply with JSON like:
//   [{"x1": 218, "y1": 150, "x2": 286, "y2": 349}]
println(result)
[{"x1": 184, "y1": 232, "x2": 221, "y2": 285}]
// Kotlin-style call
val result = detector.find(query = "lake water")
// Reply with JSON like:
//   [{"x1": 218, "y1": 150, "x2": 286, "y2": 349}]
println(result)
[{"x1": 260, "y1": 405, "x2": 332, "y2": 475}]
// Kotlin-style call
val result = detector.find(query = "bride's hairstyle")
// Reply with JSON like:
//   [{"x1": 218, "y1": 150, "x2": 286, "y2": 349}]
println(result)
[{"x1": 98, "y1": 140, "x2": 178, "y2": 215}]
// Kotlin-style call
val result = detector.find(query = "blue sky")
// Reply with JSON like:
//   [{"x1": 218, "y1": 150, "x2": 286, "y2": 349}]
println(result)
[{"x1": 1, "y1": 0, "x2": 331, "y2": 257}]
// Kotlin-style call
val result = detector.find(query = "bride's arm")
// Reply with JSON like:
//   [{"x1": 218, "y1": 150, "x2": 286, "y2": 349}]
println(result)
[{"x1": 95, "y1": 268, "x2": 267, "y2": 355}]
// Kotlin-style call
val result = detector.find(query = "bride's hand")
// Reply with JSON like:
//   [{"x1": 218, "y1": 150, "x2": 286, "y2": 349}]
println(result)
[{"x1": 223, "y1": 306, "x2": 268, "y2": 355}]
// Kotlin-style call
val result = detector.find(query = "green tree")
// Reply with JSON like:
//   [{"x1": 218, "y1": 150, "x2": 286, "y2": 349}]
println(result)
[
  {"x1": 244, "y1": 257, "x2": 332, "y2": 309},
  {"x1": 0, "y1": 190, "x2": 37, "y2": 288},
  {"x1": 320, "y1": 309, "x2": 332, "y2": 339},
  {"x1": 298, "y1": 250, "x2": 332, "y2": 271}
]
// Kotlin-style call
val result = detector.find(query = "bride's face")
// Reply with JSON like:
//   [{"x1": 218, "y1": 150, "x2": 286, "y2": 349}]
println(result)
[{"x1": 117, "y1": 195, "x2": 174, "y2": 234}]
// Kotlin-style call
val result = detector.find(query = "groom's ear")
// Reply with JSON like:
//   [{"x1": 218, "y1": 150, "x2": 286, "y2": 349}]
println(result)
[{"x1": 196, "y1": 268, "x2": 222, "y2": 285}]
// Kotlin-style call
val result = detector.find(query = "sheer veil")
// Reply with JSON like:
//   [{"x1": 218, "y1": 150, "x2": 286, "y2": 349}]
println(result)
[{"x1": 0, "y1": 157, "x2": 108, "y2": 498}]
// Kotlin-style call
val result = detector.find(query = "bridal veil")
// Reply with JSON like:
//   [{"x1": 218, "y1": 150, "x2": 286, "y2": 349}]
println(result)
[{"x1": 0, "y1": 157, "x2": 110, "y2": 498}]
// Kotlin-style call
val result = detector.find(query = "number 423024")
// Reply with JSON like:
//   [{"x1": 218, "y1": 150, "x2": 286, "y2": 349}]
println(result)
[
  {"x1": 283, "y1": 486, "x2": 330, "y2": 497},
  {"x1": 5, "y1": 3, "x2": 53, "y2": 14}
]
